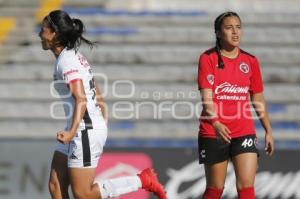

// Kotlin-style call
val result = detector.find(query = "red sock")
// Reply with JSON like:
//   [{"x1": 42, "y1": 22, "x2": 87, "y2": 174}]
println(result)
[
  {"x1": 202, "y1": 187, "x2": 223, "y2": 199},
  {"x1": 238, "y1": 187, "x2": 255, "y2": 199}
]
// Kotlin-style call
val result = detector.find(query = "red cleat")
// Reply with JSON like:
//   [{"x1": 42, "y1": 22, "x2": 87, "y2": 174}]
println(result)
[{"x1": 138, "y1": 168, "x2": 167, "y2": 199}]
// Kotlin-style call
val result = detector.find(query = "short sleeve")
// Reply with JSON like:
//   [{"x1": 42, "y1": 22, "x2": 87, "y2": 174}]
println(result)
[
  {"x1": 249, "y1": 57, "x2": 264, "y2": 93},
  {"x1": 60, "y1": 59, "x2": 82, "y2": 84},
  {"x1": 198, "y1": 53, "x2": 214, "y2": 90}
]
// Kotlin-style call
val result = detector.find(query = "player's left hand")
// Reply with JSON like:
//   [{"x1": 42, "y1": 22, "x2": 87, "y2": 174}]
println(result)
[
  {"x1": 265, "y1": 132, "x2": 274, "y2": 156},
  {"x1": 57, "y1": 131, "x2": 74, "y2": 144}
]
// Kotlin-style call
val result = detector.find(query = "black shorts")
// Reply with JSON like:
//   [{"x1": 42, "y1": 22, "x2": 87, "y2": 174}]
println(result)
[{"x1": 198, "y1": 134, "x2": 259, "y2": 164}]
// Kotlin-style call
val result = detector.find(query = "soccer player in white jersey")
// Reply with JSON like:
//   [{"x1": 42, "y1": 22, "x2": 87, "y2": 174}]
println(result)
[{"x1": 39, "y1": 10, "x2": 167, "y2": 199}]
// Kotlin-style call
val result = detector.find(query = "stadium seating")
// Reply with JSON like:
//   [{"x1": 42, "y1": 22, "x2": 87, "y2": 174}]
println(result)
[{"x1": 0, "y1": 0, "x2": 300, "y2": 146}]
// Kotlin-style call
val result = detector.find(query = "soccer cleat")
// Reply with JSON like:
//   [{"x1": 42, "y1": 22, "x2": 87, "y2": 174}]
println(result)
[{"x1": 138, "y1": 168, "x2": 167, "y2": 199}]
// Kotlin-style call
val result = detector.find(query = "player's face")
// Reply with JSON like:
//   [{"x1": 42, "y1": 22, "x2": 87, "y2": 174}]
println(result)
[
  {"x1": 218, "y1": 16, "x2": 242, "y2": 49},
  {"x1": 39, "y1": 20, "x2": 56, "y2": 50}
]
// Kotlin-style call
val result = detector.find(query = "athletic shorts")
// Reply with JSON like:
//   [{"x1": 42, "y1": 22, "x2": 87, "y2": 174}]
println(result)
[
  {"x1": 55, "y1": 128, "x2": 107, "y2": 168},
  {"x1": 198, "y1": 134, "x2": 258, "y2": 164}
]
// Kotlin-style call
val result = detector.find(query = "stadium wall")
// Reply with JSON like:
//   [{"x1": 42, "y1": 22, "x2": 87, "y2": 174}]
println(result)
[{"x1": 0, "y1": 139, "x2": 299, "y2": 199}]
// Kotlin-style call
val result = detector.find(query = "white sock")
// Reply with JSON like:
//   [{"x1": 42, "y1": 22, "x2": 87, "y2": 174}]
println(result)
[{"x1": 96, "y1": 176, "x2": 142, "y2": 198}]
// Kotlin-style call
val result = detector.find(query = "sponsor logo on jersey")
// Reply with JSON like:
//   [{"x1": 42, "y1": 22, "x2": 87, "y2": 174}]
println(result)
[
  {"x1": 215, "y1": 82, "x2": 249, "y2": 94},
  {"x1": 206, "y1": 74, "x2": 214, "y2": 85},
  {"x1": 63, "y1": 69, "x2": 79, "y2": 76},
  {"x1": 239, "y1": 62, "x2": 249, "y2": 74}
]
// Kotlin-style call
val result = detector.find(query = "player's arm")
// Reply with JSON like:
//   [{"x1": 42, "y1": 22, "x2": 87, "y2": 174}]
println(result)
[
  {"x1": 57, "y1": 80, "x2": 87, "y2": 143},
  {"x1": 200, "y1": 88, "x2": 217, "y2": 119},
  {"x1": 94, "y1": 78, "x2": 108, "y2": 124},
  {"x1": 250, "y1": 92, "x2": 274, "y2": 155},
  {"x1": 198, "y1": 53, "x2": 231, "y2": 142},
  {"x1": 200, "y1": 89, "x2": 231, "y2": 143}
]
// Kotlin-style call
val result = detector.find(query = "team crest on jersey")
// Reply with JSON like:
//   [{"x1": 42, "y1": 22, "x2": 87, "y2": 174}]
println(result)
[
  {"x1": 207, "y1": 74, "x2": 214, "y2": 85},
  {"x1": 239, "y1": 62, "x2": 249, "y2": 74}
]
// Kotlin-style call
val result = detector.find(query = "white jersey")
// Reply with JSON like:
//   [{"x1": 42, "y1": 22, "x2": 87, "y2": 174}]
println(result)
[{"x1": 53, "y1": 48, "x2": 106, "y2": 131}]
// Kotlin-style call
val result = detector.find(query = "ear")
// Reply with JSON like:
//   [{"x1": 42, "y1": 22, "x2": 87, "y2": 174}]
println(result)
[{"x1": 50, "y1": 31, "x2": 57, "y2": 40}]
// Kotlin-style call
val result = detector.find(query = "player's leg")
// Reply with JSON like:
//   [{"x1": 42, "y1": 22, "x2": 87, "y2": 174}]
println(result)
[
  {"x1": 202, "y1": 161, "x2": 228, "y2": 199},
  {"x1": 49, "y1": 151, "x2": 70, "y2": 199},
  {"x1": 199, "y1": 137, "x2": 230, "y2": 199},
  {"x1": 69, "y1": 167, "x2": 166, "y2": 199},
  {"x1": 69, "y1": 167, "x2": 100, "y2": 199},
  {"x1": 97, "y1": 168, "x2": 166, "y2": 199},
  {"x1": 67, "y1": 129, "x2": 103, "y2": 199},
  {"x1": 232, "y1": 153, "x2": 257, "y2": 199},
  {"x1": 231, "y1": 135, "x2": 258, "y2": 199},
  {"x1": 137, "y1": 168, "x2": 167, "y2": 199},
  {"x1": 68, "y1": 128, "x2": 166, "y2": 199}
]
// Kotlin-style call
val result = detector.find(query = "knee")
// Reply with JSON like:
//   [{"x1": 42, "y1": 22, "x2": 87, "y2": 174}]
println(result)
[
  {"x1": 236, "y1": 175, "x2": 255, "y2": 189},
  {"x1": 206, "y1": 176, "x2": 226, "y2": 189}
]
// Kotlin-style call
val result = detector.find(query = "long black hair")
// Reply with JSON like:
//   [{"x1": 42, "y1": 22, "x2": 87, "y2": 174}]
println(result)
[
  {"x1": 214, "y1": 11, "x2": 241, "y2": 69},
  {"x1": 45, "y1": 10, "x2": 95, "y2": 51}
]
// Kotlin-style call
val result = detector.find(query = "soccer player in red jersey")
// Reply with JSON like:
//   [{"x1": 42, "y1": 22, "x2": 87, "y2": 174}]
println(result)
[
  {"x1": 39, "y1": 10, "x2": 166, "y2": 199},
  {"x1": 197, "y1": 12, "x2": 274, "y2": 199}
]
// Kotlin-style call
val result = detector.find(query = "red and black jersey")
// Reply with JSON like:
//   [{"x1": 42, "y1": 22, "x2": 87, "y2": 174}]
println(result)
[{"x1": 197, "y1": 47, "x2": 263, "y2": 138}]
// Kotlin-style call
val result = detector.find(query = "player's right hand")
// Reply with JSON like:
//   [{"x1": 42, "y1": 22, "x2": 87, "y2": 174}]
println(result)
[
  {"x1": 56, "y1": 131, "x2": 74, "y2": 144},
  {"x1": 212, "y1": 121, "x2": 232, "y2": 143},
  {"x1": 265, "y1": 132, "x2": 274, "y2": 155}
]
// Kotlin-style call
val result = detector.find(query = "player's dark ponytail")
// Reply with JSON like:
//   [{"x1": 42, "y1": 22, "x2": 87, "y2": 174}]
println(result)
[
  {"x1": 45, "y1": 10, "x2": 95, "y2": 51},
  {"x1": 214, "y1": 11, "x2": 241, "y2": 69},
  {"x1": 215, "y1": 38, "x2": 224, "y2": 69}
]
